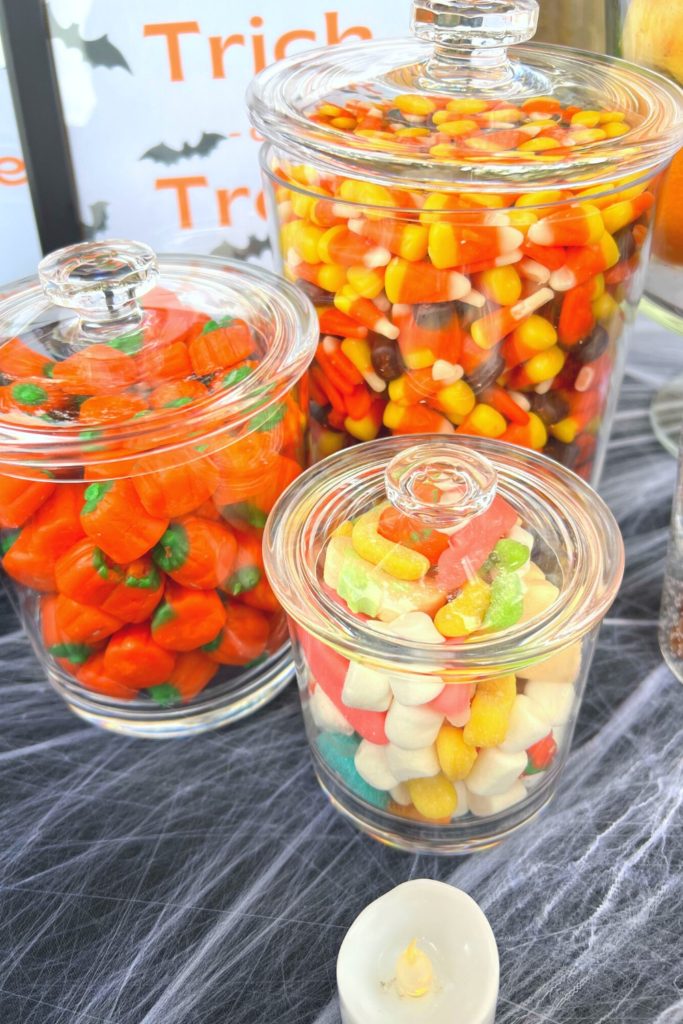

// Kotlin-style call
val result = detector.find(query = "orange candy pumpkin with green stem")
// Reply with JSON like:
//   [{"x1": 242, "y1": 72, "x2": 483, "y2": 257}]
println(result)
[
  {"x1": 0, "y1": 337, "x2": 54, "y2": 379},
  {"x1": 152, "y1": 516, "x2": 237, "y2": 590},
  {"x1": 52, "y1": 345, "x2": 138, "y2": 395},
  {"x1": 80, "y1": 478, "x2": 168, "y2": 563},
  {"x1": 55, "y1": 538, "x2": 165, "y2": 623},
  {"x1": 132, "y1": 454, "x2": 219, "y2": 519},
  {"x1": 3, "y1": 484, "x2": 85, "y2": 591},
  {"x1": 0, "y1": 471, "x2": 56, "y2": 528},
  {"x1": 41, "y1": 594, "x2": 98, "y2": 673},
  {"x1": 149, "y1": 651, "x2": 219, "y2": 705},
  {"x1": 77, "y1": 651, "x2": 139, "y2": 700},
  {"x1": 187, "y1": 316, "x2": 253, "y2": 374},
  {"x1": 203, "y1": 602, "x2": 270, "y2": 666},
  {"x1": 54, "y1": 593, "x2": 123, "y2": 645},
  {"x1": 103, "y1": 623, "x2": 176, "y2": 689},
  {"x1": 150, "y1": 580, "x2": 226, "y2": 651}
]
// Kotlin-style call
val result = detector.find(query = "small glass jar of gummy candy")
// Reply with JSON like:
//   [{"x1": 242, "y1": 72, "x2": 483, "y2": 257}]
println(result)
[
  {"x1": 248, "y1": 0, "x2": 683, "y2": 483},
  {"x1": 0, "y1": 239, "x2": 317, "y2": 736},
  {"x1": 264, "y1": 435, "x2": 624, "y2": 853}
]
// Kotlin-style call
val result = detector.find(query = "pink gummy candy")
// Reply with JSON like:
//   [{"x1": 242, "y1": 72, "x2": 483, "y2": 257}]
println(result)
[
  {"x1": 428, "y1": 682, "x2": 475, "y2": 724},
  {"x1": 436, "y1": 495, "x2": 518, "y2": 592},
  {"x1": 297, "y1": 627, "x2": 388, "y2": 744}
]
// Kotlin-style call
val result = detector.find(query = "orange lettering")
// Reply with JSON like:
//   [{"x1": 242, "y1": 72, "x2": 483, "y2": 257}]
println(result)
[
  {"x1": 255, "y1": 190, "x2": 266, "y2": 221},
  {"x1": 274, "y1": 29, "x2": 316, "y2": 61},
  {"x1": 156, "y1": 176, "x2": 207, "y2": 229},
  {"x1": 250, "y1": 127, "x2": 264, "y2": 144},
  {"x1": 217, "y1": 187, "x2": 251, "y2": 227},
  {"x1": 143, "y1": 21, "x2": 200, "y2": 82},
  {"x1": 250, "y1": 16, "x2": 267, "y2": 74},
  {"x1": 325, "y1": 12, "x2": 372, "y2": 45},
  {"x1": 0, "y1": 156, "x2": 27, "y2": 186},
  {"x1": 209, "y1": 33, "x2": 246, "y2": 79}
]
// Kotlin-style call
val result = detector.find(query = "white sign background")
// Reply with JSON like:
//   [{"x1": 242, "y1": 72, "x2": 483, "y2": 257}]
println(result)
[{"x1": 48, "y1": 0, "x2": 399, "y2": 266}]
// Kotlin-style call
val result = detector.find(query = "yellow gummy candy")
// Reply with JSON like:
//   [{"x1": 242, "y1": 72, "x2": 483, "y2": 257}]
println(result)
[
  {"x1": 351, "y1": 509, "x2": 430, "y2": 581},
  {"x1": 407, "y1": 774, "x2": 457, "y2": 821},
  {"x1": 435, "y1": 579, "x2": 491, "y2": 638},
  {"x1": 463, "y1": 675, "x2": 516, "y2": 748},
  {"x1": 436, "y1": 723, "x2": 478, "y2": 781}
]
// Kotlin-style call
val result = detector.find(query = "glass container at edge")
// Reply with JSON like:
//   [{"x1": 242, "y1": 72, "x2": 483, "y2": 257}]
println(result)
[
  {"x1": 248, "y1": 0, "x2": 683, "y2": 485},
  {"x1": 0, "y1": 239, "x2": 317, "y2": 737},
  {"x1": 264, "y1": 434, "x2": 624, "y2": 854}
]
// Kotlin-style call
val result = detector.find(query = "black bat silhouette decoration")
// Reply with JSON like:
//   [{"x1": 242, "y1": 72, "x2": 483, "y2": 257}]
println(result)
[
  {"x1": 81, "y1": 201, "x2": 109, "y2": 240},
  {"x1": 211, "y1": 237, "x2": 271, "y2": 261},
  {"x1": 49, "y1": 15, "x2": 131, "y2": 72},
  {"x1": 141, "y1": 134, "x2": 226, "y2": 165}
]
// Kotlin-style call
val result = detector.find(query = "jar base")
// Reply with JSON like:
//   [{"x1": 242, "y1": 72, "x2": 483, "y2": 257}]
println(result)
[
  {"x1": 49, "y1": 647, "x2": 296, "y2": 738},
  {"x1": 313, "y1": 757, "x2": 557, "y2": 855}
]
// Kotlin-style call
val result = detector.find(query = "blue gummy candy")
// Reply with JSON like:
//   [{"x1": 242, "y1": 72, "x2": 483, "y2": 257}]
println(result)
[{"x1": 316, "y1": 733, "x2": 389, "y2": 811}]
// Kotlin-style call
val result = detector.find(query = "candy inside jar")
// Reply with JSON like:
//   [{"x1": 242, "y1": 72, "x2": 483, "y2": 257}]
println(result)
[
  {"x1": 0, "y1": 240, "x2": 317, "y2": 736},
  {"x1": 249, "y1": 0, "x2": 683, "y2": 483},
  {"x1": 264, "y1": 435, "x2": 624, "y2": 853}
]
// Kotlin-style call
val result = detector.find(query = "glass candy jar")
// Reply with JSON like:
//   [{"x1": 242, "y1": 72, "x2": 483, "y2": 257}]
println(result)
[
  {"x1": 0, "y1": 240, "x2": 317, "y2": 736},
  {"x1": 249, "y1": 0, "x2": 683, "y2": 483},
  {"x1": 264, "y1": 435, "x2": 624, "y2": 853},
  {"x1": 659, "y1": 429, "x2": 683, "y2": 681}
]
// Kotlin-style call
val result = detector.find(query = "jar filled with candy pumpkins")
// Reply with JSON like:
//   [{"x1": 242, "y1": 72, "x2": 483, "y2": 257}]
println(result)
[
  {"x1": 249, "y1": 0, "x2": 683, "y2": 482},
  {"x1": 0, "y1": 240, "x2": 317, "y2": 736}
]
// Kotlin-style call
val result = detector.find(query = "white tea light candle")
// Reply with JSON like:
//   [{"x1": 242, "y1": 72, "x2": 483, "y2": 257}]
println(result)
[{"x1": 337, "y1": 879, "x2": 499, "y2": 1023}]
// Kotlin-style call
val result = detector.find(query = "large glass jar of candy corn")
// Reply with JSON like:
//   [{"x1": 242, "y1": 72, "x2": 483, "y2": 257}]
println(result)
[
  {"x1": 0, "y1": 239, "x2": 316, "y2": 736},
  {"x1": 264, "y1": 435, "x2": 624, "y2": 853},
  {"x1": 248, "y1": 0, "x2": 683, "y2": 483}
]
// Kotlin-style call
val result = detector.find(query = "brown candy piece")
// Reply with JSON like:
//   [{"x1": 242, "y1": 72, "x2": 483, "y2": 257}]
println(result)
[{"x1": 370, "y1": 334, "x2": 405, "y2": 381}]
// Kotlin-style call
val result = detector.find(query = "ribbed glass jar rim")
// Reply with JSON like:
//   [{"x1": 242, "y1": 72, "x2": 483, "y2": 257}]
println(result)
[
  {"x1": 0, "y1": 255, "x2": 317, "y2": 476},
  {"x1": 264, "y1": 435, "x2": 624, "y2": 678},
  {"x1": 249, "y1": 39, "x2": 683, "y2": 193}
]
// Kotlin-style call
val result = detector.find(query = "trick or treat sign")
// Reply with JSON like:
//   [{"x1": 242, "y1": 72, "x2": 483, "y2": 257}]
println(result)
[
  {"x1": 47, "y1": 0, "x2": 398, "y2": 265},
  {"x1": 0, "y1": 37, "x2": 41, "y2": 285}
]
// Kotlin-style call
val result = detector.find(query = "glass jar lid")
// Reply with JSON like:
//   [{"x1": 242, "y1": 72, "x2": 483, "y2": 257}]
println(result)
[
  {"x1": 264, "y1": 435, "x2": 624, "y2": 678},
  {"x1": 0, "y1": 240, "x2": 317, "y2": 475},
  {"x1": 248, "y1": 0, "x2": 683, "y2": 193}
]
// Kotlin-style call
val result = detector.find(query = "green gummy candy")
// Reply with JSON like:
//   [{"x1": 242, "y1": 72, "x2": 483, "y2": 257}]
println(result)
[
  {"x1": 483, "y1": 570, "x2": 523, "y2": 631},
  {"x1": 337, "y1": 550, "x2": 382, "y2": 617},
  {"x1": 493, "y1": 539, "x2": 529, "y2": 572}
]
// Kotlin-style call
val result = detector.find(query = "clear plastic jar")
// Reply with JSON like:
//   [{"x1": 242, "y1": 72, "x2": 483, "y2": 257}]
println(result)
[
  {"x1": 0, "y1": 240, "x2": 317, "y2": 736},
  {"x1": 264, "y1": 435, "x2": 624, "y2": 853},
  {"x1": 249, "y1": 0, "x2": 683, "y2": 483},
  {"x1": 606, "y1": 0, "x2": 683, "y2": 335},
  {"x1": 659, "y1": 429, "x2": 683, "y2": 681}
]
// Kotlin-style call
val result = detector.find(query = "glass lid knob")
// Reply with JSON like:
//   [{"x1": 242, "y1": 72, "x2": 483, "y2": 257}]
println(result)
[
  {"x1": 38, "y1": 239, "x2": 159, "y2": 344},
  {"x1": 409, "y1": 0, "x2": 546, "y2": 95},
  {"x1": 385, "y1": 443, "x2": 498, "y2": 531}
]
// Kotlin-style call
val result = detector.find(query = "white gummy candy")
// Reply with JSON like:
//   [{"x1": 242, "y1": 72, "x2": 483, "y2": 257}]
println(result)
[
  {"x1": 371, "y1": 610, "x2": 445, "y2": 645},
  {"x1": 354, "y1": 740, "x2": 399, "y2": 792},
  {"x1": 499, "y1": 694, "x2": 552, "y2": 754},
  {"x1": 389, "y1": 782, "x2": 412, "y2": 806},
  {"x1": 524, "y1": 680, "x2": 575, "y2": 726},
  {"x1": 452, "y1": 780, "x2": 469, "y2": 819},
  {"x1": 468, "y1": 781, "x2": 527, "y2": 817},
  {"x1": 385, "y1": 701, "x2": 444, "y2": 750},
  {"x1": 386, "y1": 743, "x2": 440, "y2": 782},
  {"x1": 389, "y1": 671, "x2": 445, "y2": 707},
  {"x1": 342, "y1": 661, "x2": 392, "y2": 712},
  {"x1": 466, "y1": 747, "x2": 528, "y2": 797},
  {"x1": 309, "y1": 684, "x2": 353, "y2": 736}
]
